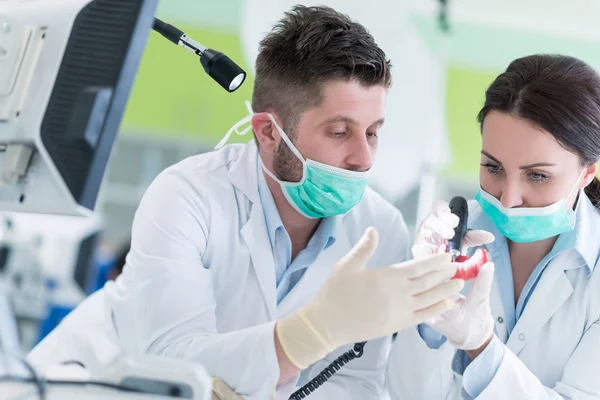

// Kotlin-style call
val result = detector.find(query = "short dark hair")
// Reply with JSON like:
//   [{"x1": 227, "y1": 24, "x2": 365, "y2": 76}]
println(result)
[
  {"x1": 252, "y1": 5, "x2": 392, "y2": 135},
  {"x1": 478, "y1": 54, "x2": 600, "y2": 210}
]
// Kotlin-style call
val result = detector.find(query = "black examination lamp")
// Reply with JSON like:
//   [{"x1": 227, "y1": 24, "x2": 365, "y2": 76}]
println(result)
[{"x1": 152, "y1": 18, "x2": 246, "y2": 92}]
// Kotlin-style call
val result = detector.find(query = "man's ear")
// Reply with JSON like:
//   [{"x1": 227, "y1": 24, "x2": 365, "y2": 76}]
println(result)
[{"x1": 252, "y1": 112, "x2": 282, "y2": 153}]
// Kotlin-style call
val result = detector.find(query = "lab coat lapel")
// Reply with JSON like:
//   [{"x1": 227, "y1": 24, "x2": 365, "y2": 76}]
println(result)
[
  {"x1": 506, "y1": 255, "x2": 574, "y2": 355},
  {"x1": 277, "y1": 218, "x2": 349, "y2": 317},
  {"x1": 230, "y1": 142, "x2": 278, "y2": 319},
  {"x1": 240, "y1": 204, "x2": 278, "y2": 320},
  {"x1": 228, "y1": 142, "x2": 260, "y2": 200},
  {"x1": 490, "y1": 277, "x2": 509, "y2": 343}
]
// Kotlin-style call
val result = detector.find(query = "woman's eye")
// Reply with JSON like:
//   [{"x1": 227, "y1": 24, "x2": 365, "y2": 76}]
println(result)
[
  {"x1": 529, "y1": 172, "x2": 549, "y2": 183},
  {"x1": 481, "y1": 163, "x2": 502, "y2": 175},
  {"x1": 330, "y1": 131, "x2": 347, "y2": 138}
]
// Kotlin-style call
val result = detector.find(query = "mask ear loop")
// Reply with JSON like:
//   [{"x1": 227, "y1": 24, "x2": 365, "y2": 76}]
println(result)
[
  {"x1": 569, "y1": 169, "x2": 587, "y2": 211},
  {"x1": 265, "y1": 113, "x2": 308, "y2": 184},
  {"x1": 266, "y1": 114, "x2": 306, "y2": 163},
  {"x1": 214, "y1": 101, "x2": 255, "y2": 150}
]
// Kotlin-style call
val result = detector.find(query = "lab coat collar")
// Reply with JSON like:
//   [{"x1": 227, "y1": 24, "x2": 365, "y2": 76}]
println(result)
[
  {"x1": 507, "y1": 196, "x2": 600, "y2": 355},
  {"x1": 254, "y1": 145, "x2": 342, "y2": 317},
  {"x1": 240, "y1": 199, "x2": 278, "y2": 319},
  {"x1": 469, "y1": 196, "x2": 599, "y2": 355},
  {"x1": 506, "y1": 255, "x2": 574, "y2": 355},
  {"x1": 233, "y1": 141, "x2": 277, "y2": 318},
  {"x1": 228, "y1": 141, "x2": 260, "y2": 202},
  {"x1": 570, "y1": 193, "x2": 600, "y2": 275},
  {"x1": 253, "y1": 145, "x2": 344, "y2": 315},
  {"x1": 468, "y1": 205, "x2": 512, "y2": 344},
  {"x1": 233, "y1": 141, "x2": 344, "y2": 319},
  {"x1": 256, "y1": 157, "x2": 336, "y2": 251},
  {"x1": 276, "y1": 215, "x2": 346, "y2": 317}
]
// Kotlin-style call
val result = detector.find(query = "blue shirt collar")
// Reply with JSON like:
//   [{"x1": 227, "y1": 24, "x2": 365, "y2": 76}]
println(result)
[
  {"x1": 469, "y1": 192, "x2": 600, "y2": 274},
  {"x1": 256, "y1": 156, "x2": 336, "y2": 250}
]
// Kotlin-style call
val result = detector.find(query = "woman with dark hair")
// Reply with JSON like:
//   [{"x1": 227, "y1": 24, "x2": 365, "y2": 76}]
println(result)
[{"x1": 388, "y1": 54, "x2": 600, "y2": 399}]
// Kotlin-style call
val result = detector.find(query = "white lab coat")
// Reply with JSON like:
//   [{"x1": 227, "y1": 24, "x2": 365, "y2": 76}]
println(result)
[
  {"x1": 387, "y1": 201, "x2": 600, "y2": 400},
  {"x1": 31, "y1": 142, "x2": 410, "y2": 399}
]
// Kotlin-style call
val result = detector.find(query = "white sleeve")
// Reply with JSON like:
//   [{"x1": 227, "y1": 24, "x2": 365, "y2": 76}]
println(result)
[
  {"x1": 477, "y1": 321, "x2": 600, "y2": 400},
  {"x1": 106, "y1": 169, "x2": 281, "y2": 400}
]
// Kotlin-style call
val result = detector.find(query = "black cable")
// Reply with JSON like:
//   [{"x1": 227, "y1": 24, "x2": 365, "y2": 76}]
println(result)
[
  {"x1": 0, "y1": 354, "x2": 147, "y2": 399},
  {"x1": 152, "y1": 17, "x2": 184, "y2": 45},
  {"x1": 0, "y1": 376, "x2": 145, "y2": 395},
  {"x1": 288, "y1": 342, "x2": 366, "y2": 400},
  {"x1": 46, "y1": 379, "x2": 142, "y2": 392}
]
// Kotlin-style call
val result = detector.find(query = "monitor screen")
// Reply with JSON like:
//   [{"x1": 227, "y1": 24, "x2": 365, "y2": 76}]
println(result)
[{"x1": 0, "y1": 0, "x2": 158, "y2": 216}]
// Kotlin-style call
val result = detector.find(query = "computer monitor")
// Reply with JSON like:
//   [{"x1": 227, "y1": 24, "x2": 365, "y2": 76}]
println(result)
[{"x1": 0, "y1": 0, "x2": 159, "y2": 217}]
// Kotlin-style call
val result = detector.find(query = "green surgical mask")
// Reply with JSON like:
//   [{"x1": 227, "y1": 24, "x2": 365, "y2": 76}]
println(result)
[
  {"x1": 475, "y1": 171, "x2": 584, "y2": 243},
  {"x1": 217, "y1": 102, "x2": 370, "y2": 219}
]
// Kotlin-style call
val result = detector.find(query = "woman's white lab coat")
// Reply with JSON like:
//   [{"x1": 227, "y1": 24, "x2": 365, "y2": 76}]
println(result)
[
  {"x1": 387, "y1": 200, "x2": 600, "y2": 400},
  {"x1": 30, "y1": 142, "x2": 410, "y2": 400}
]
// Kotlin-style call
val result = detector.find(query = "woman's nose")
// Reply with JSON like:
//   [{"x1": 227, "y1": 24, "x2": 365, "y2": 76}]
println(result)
[{"x1": 500, "y1": 180, "x2": 524, "y2": 208}]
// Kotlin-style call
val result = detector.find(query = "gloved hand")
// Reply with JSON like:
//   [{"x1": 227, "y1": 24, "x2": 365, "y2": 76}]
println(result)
[
  {"x1": 412, "y1": 200, "x2": 495, "y2": 260},
  {"x1": 427, "y1": 262, "x2": 496, "y2": 350},
  {"x1": 276, "y1": 227, "x2": 465, "y2": 369},
  {"x1": 212, "y1": 377, "x2": 244, "y2": 400}
]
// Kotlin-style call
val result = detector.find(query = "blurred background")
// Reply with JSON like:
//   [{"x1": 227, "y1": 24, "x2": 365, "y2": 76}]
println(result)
[
  {"x1": 99, "y1": 0, "x2": 600, "y2": 244},
  {"x1": 4, "y1": 0, "x2": 600, "y2": 352}
]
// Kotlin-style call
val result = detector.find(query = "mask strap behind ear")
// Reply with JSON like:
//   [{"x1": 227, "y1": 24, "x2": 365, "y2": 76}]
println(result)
[
  {"x1": 215, "y1": 101, "x2": 255, "y2": 150},
  {"x1": 267, "y1": 114, "x2": 305, "y2": 163},
  {"x1": 570, "y1": 169, "x2": 587, "y2": 210},
  {"x1": 259, "y1": 156, "x2": 281, "y2": 184}
]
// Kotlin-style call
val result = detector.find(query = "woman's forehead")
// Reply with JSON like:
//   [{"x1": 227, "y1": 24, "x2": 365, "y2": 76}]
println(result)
[{"x1": 481, "y1": 111, "x2": 577, "y2": 166}]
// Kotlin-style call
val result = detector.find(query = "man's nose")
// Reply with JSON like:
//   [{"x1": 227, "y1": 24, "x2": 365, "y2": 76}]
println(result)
[{"x1": 345, "y1": 135, "x2": 373, "y2": 172}]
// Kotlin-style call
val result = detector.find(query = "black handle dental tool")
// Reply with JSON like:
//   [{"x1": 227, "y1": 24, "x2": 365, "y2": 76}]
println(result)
[{"x1": 448, "y1": 196, "x2": 469, "y2": 261}]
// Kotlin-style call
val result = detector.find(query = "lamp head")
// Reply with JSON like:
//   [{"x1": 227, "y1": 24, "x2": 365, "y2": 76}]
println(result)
[{"x1": 200, "y1": 49, "x2": 246, "y2": 92}]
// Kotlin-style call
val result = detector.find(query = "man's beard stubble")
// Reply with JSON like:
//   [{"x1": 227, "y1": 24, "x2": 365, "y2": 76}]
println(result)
[{"x1": 272, "y1": 138, "x2": 303, "y2": 183}]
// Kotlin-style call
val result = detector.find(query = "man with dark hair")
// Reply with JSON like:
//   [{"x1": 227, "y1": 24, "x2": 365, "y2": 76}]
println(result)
[
  {"x1": 251, "y1": 5, "x2": 392, "y2": 139},
  {"x1": 28, "y1": 6, "x2": 462, "y2": 399}
]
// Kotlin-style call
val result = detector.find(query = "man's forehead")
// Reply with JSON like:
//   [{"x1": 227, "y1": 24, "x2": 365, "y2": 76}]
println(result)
[{"x1": 299, "y1": 81, "x2": 387, "y2": 125}]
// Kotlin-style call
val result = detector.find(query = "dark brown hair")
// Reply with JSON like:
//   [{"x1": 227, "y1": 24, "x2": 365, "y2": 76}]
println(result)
[
  {"x1": 252, "y1": 5, "x2": 392, "y2": 135},
  {"x1": 478, "y1": 54, "x2": 600, "y2": 210}
]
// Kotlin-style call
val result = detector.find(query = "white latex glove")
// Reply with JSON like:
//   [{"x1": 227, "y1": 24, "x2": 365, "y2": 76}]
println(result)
[
  {"x1": 276, "y1": 227, "x2": 464, "y2": 369},
  {"x1": 212, "y1": 377, "x2": 244, "y2": 400},
  {"x1": 427, "y1": 262, "x2": 496, "y2": 350},
  {"x1": 412, "y1": 200, "x2": 495, "y2": 260}
]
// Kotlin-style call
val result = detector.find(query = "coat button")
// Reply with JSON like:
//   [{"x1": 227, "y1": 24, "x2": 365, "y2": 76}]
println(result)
[
  {"x1": 518, "y1": 333, "x2": 525, "y2": 341},
  {"x1": 497, "y1": 317, "x2": 504, "y2": 323}
]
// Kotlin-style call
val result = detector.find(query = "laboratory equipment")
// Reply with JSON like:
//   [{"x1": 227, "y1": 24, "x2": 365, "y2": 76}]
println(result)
[
  {"x1": 0, "y1": 1, "x2": 247, "y2": 218},
  {"x1": 3, "y1": 355, "x2": 212, "y2": 399},
  {"x1": 0, "y1": 0, "x2": 217, "y2": 398},
  {"x1": 0, "y1": 0, "x2": 159, "y2": 217},
  {"x1": 0, "y1": 212, "x2": 103, "y2": 350}
]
